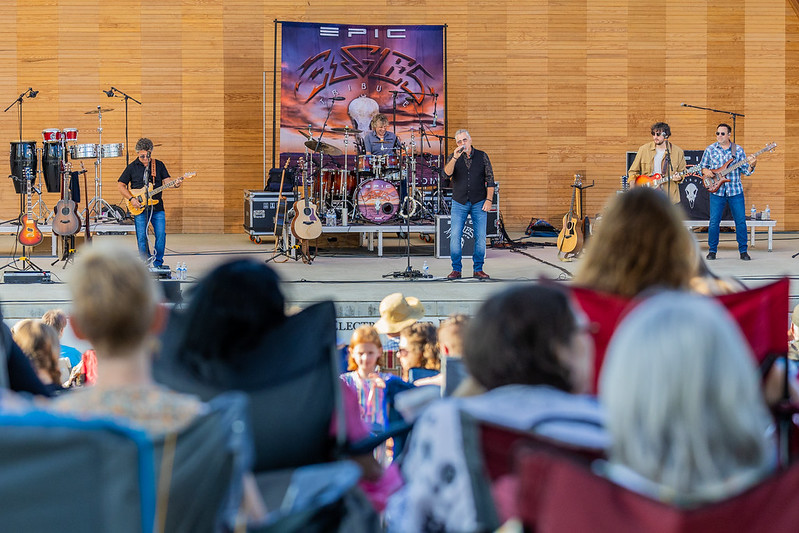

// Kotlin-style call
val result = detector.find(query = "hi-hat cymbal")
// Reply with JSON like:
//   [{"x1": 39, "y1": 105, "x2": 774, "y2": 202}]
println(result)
[
  {"x1": 330, "y1": 126, "x2": 362, "y2": 134},
  {"x1": 85, "y1": 108, "x2": 114, "y2": 114},
  {"x1": 304, "y1": 139, "x2": 343, "y2": 156}
]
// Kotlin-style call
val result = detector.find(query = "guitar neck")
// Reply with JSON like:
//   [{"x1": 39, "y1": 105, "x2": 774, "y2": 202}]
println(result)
[
  {"x1": 719, "y1": 146, "x2": 769, "y2": 177},
  {"x1": 149, "y1": 177, "x2": 182, "y2": 196}
]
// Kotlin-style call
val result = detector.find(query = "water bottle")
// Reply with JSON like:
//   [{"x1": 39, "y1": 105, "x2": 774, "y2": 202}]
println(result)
[
  {"x1": 764, "y1": 205, "x2": 770, "y2": 221},
  {"x1": 179, "y1": 262, "x2": 187, "y2": 281},
  {"x1": 423, "y1": 260, "x2": 430, "y2": 278},
  {"x1": 174, "y1": 263, "x2": 182, "y2": 280},
  {"x1": 750, "y1": 204, "x2": 756, "y2": 220}
]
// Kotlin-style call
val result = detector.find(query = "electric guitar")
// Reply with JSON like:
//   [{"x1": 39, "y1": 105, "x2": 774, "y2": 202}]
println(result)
[
  {"x1": 556, "y1": 174, "x2": 584, "y2": 255},
  {"x1": 290, "y1": 164, "x2": 322, "y2": 241},
  {"x1": 52, "y1": 162, "x2": 81, "y2": 236},
  {"x1": 703, "y1": 142, "x2": 777, "y2": 193},
  {"x1": 273, "y1": 158, "x2": 291, "y2": 237},
  {"x1": 126, "y1": 172, "x2": 195, "y2": 215},
  {"x1": 18, "y1": 167, "x2": 44, "y2": 247},
  {"x1": 634, "y1": 163, "x2": 702, "y2": 189}
]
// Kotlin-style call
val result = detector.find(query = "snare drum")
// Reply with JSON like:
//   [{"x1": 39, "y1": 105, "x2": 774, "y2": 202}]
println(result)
[
  {"x1": 42, "y1": 142, "x2": 64, "y2": 193},
  {"x1": 42, "y1": 128, "x2": 63, "y2": 143},
  {"x1": 70, "y1": 144, "x2": 98, "y2": 159},
  {"x1": 102, "y1": 143, "x2": 124, "y2": 158},
  {"x1": 63, "y1": 128, "x2": 78, "y2": 142},
  {"x1": 355, "y1": 179, "x2": 399, "y2": 224},
  {"x1": 9, "y1": 141, "x2": 37, "y2": 193}
]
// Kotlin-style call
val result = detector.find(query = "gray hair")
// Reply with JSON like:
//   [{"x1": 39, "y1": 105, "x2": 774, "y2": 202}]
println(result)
[
  {"x1": 600, "y1": 291, "x2": 774, "y2": 500},
  {"x1": 454, "y1": 129, "x2": 470, "y2": 139}
]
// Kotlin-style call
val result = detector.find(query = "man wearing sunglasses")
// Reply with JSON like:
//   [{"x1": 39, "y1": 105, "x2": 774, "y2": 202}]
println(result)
[
  {"x1": 627, "y1": 122, "x2": 687, "y2": 204},
  {"x1": 700, "y1": 123, "x2": 757, "y2": 261},
  {"x1": 117, "y1": 138, "x2": 179, "y2": 270}
]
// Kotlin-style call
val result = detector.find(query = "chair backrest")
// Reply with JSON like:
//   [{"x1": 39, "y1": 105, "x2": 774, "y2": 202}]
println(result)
[
  {"x1": 569, "y1": 278, "x2": 790, "y2": 392},
  {"x1": 408, "y1": 367, "x2": 439, "y2": 384},
  {"x1": 517, "y1": 448, "x2": 799, "y2": 533},
  {"x1": 0, "y1": 409, "x2": 155, "y2": 533},
  {"x1": 152, "y1": 391, "x2": 251, "y2": 533},
  {"x1": 155, "y1": 300, "x2": 344, "y2": 472}
]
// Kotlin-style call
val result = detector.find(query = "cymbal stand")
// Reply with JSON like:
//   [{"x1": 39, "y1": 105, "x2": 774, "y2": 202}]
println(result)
[
  {"x1": 85, "y1": 106, "x2": 121, "y2": 223},
  {"x1": 337, "y1": 127, "x2": 353, "y2": 226}
]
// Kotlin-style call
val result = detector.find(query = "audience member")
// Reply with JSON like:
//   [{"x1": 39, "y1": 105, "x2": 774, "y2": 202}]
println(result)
[
  {"x1": 50, "y1": 242, "x2": 204, "y2": 434},
  {"x1": 398, "y1": 322, "x2": 440, "y2": 383},
  {"x1": 11, "y1": 319, "x2": 64, "y2": 394},
  {"x1": 0, "y1": 312, "x2": 51, "y2": 396},
  {"x1": 789, "y1": 304, "x2": 799, "y2": 360},
  {"x1": 387, "y1": 285, "x2": 606, "y2": 532},
  {"x1": 599, "y1": 291, "x2": 775, "y2": 506},
  {"x1": 41, "y1": 309, "x2": 83, "y2": 368},
  {"x1": 437, "y1": 313, "x2": 470, "y2": 358},
  {"x1": 574, "y1": 187, "x2": 696, "y2": 297},
  {"x1": 374, "y1": 293, "x2": 425, "y2": 370}
]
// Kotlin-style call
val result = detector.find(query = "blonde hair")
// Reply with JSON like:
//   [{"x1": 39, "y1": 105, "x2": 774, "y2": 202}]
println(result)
[
  {"x1": 69, "y1": 242, "x2": 160, "y2": 354},
  {"x1": 41, "y1": 309, "x2": 67, "y2": 335},
  {"x1": 575, "y1": 187, "x2": 697, "y2": 298},
  {"x1": 347, "y1": 325, "x2": 382, "y2": 371},
  {"x1": 13, "y1": 319, "x2": 61, "y2": 384},
  {"x1": 437, "y1": 313, "x2": 470, "y2": 356}
]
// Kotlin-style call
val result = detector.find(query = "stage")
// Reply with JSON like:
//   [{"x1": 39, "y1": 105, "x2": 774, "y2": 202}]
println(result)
[{"x1": 0, "y1": 228, "x2": 798, "y2": 339}]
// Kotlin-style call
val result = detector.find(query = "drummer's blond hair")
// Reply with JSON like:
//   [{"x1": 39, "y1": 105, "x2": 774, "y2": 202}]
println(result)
[{"x1": 371, "y1": 113, "x2": 389, "y2": 130}]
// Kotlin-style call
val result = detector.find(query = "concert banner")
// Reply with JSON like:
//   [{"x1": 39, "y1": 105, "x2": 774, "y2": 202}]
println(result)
[{"x1": 280, "y1": 22, "x2": 445, "y2": 174}]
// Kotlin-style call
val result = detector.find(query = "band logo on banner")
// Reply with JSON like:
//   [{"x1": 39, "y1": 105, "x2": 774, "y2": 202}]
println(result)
[{"x1": 280, "y1": 22, "x2": 445, "y2": 187}]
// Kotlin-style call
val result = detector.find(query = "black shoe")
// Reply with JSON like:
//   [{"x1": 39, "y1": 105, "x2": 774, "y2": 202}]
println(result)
[
  {"x1": 706, "y1": 252, "x2": 716, "y2": 260},
  {"x1": 740, "y1": 252, "x2": 751, "y2": 261}
]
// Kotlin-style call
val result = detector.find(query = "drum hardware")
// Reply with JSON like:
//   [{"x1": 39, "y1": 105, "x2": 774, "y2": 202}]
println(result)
[
  {"x1": 83, "y1": 106, "x2": 124, "y2": 223},
  {"x1": 103, "y1": 87, "x2": 141, "y2": 164}
]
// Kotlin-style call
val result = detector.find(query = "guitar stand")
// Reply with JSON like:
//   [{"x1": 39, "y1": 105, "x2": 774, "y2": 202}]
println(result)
[
  {"x1": 51, "y1": 235, "x2": 76, "y2": 269},
  {"x1": 0, "y1": 244, "x2": 45, "y2": 273}
]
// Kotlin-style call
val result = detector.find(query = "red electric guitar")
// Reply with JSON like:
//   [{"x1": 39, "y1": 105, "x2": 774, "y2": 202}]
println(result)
[
  {"x1": 703, "y1": 142, "x2": 777, "y2": 193},
  {"x1": 18, "y1": 167, "x2": 43, "y2": 247}
]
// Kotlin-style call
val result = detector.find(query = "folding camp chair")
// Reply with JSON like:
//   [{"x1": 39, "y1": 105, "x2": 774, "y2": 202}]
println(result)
[
  {"x1": 0, "y1": 409, "x2": 156, "y2": 533},
  {"x1": 516, "y1": 447, "x2": 799, "y2": 533}
]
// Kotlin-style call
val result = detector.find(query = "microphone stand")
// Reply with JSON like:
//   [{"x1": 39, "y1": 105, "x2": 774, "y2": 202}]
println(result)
[
  {"x1": 106, "y1": 87, "x2": 142, "y2": 165},
  {"x1": 4, "y1": 88, "x2": 36, "y2": 143},
  {"x1": 664, "y1": 134, "x2": 673, "y2": 201},
  {"x1": 681, "y1": 102, "x2": 744, "y2": 144}
]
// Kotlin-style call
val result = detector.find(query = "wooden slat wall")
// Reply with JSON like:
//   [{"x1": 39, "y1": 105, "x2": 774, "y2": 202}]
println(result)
[{"x1": 0, "y1": 1, "x2": 795, "y2": 233}]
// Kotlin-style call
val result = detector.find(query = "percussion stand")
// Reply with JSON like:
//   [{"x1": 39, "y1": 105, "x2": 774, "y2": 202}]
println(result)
[
  {"x1": 85, "y1": 106, "x2": 120, "y2": 222},
  {"x1": 105, "y1": 86, "x2": 141, "y2": 165},
  {"x1": 338, "y1": 128, "x2": 353, "y2": 226}
]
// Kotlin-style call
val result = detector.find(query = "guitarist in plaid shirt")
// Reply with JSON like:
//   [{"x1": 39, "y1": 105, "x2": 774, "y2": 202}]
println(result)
[{"x1": 700, "y1": 123, "x2": 757, "y2": 261}]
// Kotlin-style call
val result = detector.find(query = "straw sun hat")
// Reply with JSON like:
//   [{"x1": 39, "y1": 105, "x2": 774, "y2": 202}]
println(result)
[{"x1": 374, "y1": 292, "x2": 425, "y2": 334}]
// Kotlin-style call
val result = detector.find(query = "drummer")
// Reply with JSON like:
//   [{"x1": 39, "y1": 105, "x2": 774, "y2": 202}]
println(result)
[{"x1": 363, "y1": 114, "x2": 399, "y2": 156}]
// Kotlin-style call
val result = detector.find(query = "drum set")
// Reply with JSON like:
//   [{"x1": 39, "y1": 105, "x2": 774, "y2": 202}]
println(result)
[
  {"x1": 296, "y1": 125, "x2": 448, "y2": 227},
  {"x1": 8, "y1": 106, "x2": 124, "y2": 223}
]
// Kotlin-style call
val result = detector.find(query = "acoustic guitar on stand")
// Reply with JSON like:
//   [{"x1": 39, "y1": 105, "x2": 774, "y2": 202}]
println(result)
[
  {"x1": 126, "y1": 172, "x2": 195, "y2": 215},
  {"x1": 703, "y1": 142, "x2": 777, "y2": 193},
  {"x1": 291, "y1": 163, "x2": 322, "y2": 241},
  {"x1": 52, "y1": 161, "x2": 81, "y2": 236},
  {"x1": 18, "y1": 167, "x2": 44, "y2": 247},
  {"x1": 556, "y1": 174, "x2": 584, "y2": 257}
]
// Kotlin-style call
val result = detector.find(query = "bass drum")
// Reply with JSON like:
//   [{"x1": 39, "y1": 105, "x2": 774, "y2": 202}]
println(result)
[
  {"x1": 10, "y1": 141, "x2": 37, "y2": 194},
  {"x1": 42, "y1": 142, "x2": 64, "y2": 193},
  {"x1": 355, "y1": 179, "x2": 399, "y2": 224}
]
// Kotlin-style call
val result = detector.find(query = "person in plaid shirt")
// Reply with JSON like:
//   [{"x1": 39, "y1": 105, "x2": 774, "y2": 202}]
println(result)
[{"x1": 700, "y1": 123, "x2": 758, "y2": 261}]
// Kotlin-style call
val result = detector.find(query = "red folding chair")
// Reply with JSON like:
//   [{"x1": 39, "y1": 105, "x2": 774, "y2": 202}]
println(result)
[
  {"x1": 516, "y1": 447, "x2": 799, "y2": 533},
  {"x1": 569, "y1": 278, "x2": 790, "y2": 393}
]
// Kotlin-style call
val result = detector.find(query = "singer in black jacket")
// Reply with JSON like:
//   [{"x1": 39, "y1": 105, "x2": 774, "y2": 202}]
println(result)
[{"x1": 117, "y1": 138, "x2": 177, "y2": 269}]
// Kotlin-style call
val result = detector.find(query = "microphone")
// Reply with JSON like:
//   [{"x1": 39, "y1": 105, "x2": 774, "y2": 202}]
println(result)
[
  {"x1": 103, "y1": 88, "x2": 115, "y2": 97},
  {"x1": 330, "y1": 96, "x2": 345, "y2": 101},
  {"x1": 28, "y1": 88, "x2": 38, "y2": 98},
  {"x1": 680, "y1": 103, "x2": 686, "y2": 106},
  {"x1": 662, "y1": 132, "x2": 670, "y2": 138},
  {"x1": 404, "y1": 97, "x2": 415, "y2": 103},
  {"x1": 432, "y1": 110, "x2": 437, "y2": 128}
]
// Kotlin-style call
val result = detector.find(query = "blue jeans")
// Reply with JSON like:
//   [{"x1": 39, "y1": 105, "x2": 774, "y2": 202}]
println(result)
[
  {"x1": 133, "y1": 209, "x2": 166, "y2": 266},
  {"x1": 708, "y1": 193, "x2": 747, "y2": 254},
  {"x1": 450, "y1": 199, "x2": 487, "y2": 272}
]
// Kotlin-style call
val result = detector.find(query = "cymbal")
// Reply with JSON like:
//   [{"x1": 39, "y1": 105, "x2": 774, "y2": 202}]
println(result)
[
  {"x1": 330, "y1": 126, "x2": 362, "y2": 134},
  {"x1": 297, "y1": 129, "x2": 312, "y2": 139},
  {"x1": 85, "y1": 108, "x2": 114, "y2": 114},
  {"x1": 304, "y1": 139, "x2": 343, "y2": 156}
]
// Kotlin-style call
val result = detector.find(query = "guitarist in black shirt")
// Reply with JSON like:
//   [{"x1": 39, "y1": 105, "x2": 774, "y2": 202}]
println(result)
[{"x1": 117, "y1": 138, "x2": 179, "y2": 270}]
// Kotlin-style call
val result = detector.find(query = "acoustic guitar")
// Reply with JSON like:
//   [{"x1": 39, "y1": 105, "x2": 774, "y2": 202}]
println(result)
[
  {"x1": 126, "y1": 172, "x2": 195, "y2": 215},
  {"x1": 291, "y1": 164, "x2": 322, "y2": 241},
  {"x1": 556, "y1": 174, "x2": 584, "y2": 256},
  {"x1": 52, "y1": 161, "x2": 81, "y2": 236},
  {"x1": 703, "y1": 142, "x2": 777, "y2": 193},
  {"x1": 18, "y1": 167, "x2": 44, "y2": 247}
]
